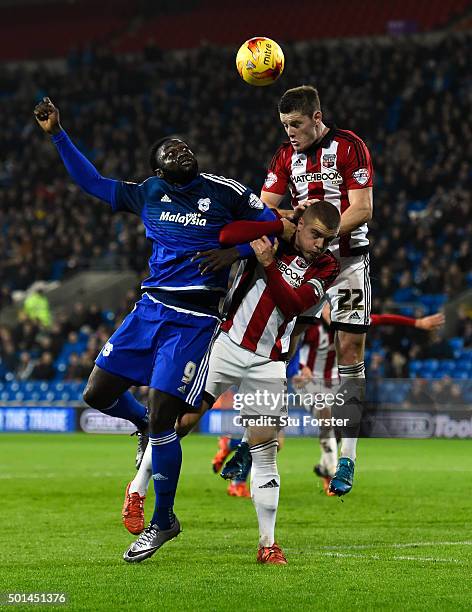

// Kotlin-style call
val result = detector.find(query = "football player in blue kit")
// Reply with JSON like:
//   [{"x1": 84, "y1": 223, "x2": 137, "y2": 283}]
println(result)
[{"x1": 34, "y1": 97, "x2": 283, "y2": 563}]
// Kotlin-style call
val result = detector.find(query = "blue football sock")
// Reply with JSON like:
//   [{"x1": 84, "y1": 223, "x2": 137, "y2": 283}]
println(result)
[
  {"x1": 102, "y1": 391, "x2": 147, "y2": 429},
  {"x1": 229, "y1": 437, "x2": 242, "y2": 451},
  {"x1": 150, "y1": 430, "x2": 182, "y2": 530}
]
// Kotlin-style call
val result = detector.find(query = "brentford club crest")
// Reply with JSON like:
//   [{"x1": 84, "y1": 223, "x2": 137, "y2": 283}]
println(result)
[
  {"x1": 322, "y1": 153, "x2": 336, "y2": 168},
  {"x1": 295, "y1": 257, "x2": 308, "y2": 268}
]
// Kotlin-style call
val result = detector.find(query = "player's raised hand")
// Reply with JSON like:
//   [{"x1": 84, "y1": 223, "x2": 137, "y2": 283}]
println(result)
[
  {"x1": 293, "y1": 365, "x2": 314, "y2": 388},
  {"x1": 33, "y1": 97, "x2": 62, "y2": 135},
  {"x1": 290, "y1": 198, "x2": 321, "y2": 222},
  {"x1": 415, "y1": 312, "x2": 445, "y2": 331},
  {"x1": 281, "y1": 218, "x2": 296, "y2": 242},
  {"x1": 251, "y1": 236, "x2": 277, "y2": 267}
]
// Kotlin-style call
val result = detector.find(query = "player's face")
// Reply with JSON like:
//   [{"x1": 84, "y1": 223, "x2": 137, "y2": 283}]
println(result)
[
  {"x1": 156, "y1": 139, "x2": 198, "y2": 184},
  {"x1": 279, "y1": 111, "x2": 318, "y2": 152},
  {"x1": 295, "y1": 217, "x2": 338, "y2": 262}
]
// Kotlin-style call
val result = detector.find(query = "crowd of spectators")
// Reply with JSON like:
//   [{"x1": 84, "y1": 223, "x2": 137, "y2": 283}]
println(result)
[{"x1": 0, "y1": 32, "x2": 471, "y2": 380}]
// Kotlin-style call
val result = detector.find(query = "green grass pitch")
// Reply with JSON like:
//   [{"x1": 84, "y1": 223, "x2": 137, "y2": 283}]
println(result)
[{"x1": 0, "y1": 434, "x2": 471, "y2": 611}]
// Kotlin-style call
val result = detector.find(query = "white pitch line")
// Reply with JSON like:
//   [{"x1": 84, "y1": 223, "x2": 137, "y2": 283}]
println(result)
[
  {"x1": 316, "y1": 541, "x2": 472, "y2": 551},
  {"x1": 0, "y1": 472, "x2": 115, "y2": 479},
  {"x1": 322, "y1": 552, "x2": 463, "y2": 564}
]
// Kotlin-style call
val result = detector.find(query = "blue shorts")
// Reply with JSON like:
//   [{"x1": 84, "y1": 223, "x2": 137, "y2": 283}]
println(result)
[{"x1": 95, "y1": 293, "x2": 220, "y2": 408}]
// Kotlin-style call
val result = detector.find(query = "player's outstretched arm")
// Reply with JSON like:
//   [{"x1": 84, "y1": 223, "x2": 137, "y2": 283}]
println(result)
[
  {"x1": 371, "y1": 312, "x2": 445, "y2": 331},
  {"x1": 193, "y1": 213, "x2": 295, "y2": 275},
  {"x1": 34, "y1": 97, "x2": 117, "y2": 206}
]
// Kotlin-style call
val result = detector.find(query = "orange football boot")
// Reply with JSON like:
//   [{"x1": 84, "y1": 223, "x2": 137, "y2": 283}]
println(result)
[
  {"x1": 227, "y1": 481, "x2": 251, "y2": 498},
  {"x1": 257, "y1": 543, "x2": 287, "y2": 565},
  {"x1": 212, "y1": 436, "x2": 232, "y2": 473},
  {"x1": 122, "y1": 482, "x2": 145, "y2": 535},
  {"x1": 314, "y1": 464, "x2": 336, "y2": 496}
]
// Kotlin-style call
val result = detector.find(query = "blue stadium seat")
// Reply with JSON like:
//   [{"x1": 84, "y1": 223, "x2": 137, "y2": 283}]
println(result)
[
  {"x1": 423, "y1": 359, "x2": 439, "y2": 371},
  {"x1": 420, "y1": 370, "x2": 435, "y2": 379},
  {"x1": 438, "y1": 360, "x2": 456, "y2": 375}
]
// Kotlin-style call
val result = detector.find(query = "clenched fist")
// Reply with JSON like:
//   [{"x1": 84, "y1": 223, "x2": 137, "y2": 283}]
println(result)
[{"x1": 33, "y1": 97, "x2": 62, "y2": 135}]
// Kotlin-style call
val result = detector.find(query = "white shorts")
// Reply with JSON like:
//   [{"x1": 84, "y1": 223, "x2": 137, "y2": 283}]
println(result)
[
  {"x1": 205, "y1": 332, "x2": 287, "y2": 416},
  {"x1": 326, "y1": 254, "x2": 371, "y2": 331}
]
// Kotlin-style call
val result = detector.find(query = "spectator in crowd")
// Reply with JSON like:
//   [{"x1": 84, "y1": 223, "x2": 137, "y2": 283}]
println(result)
[
  {"x1": 23, "y1": 287, "x2": 52, "y2": 327},
  {"x1": 30, "y1": 351, "x2": 55, "y2": 380}
]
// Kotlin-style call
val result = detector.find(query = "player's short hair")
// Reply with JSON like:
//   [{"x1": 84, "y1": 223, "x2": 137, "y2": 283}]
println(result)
[
  {"x1": 278, "y1": 86, "x2": 321, "y2": 117},
  {"x1": 302, "y1": 200, "x2": 340, "y2": 231},
  {"x1": 149, "y1": 137, "x2": 173, "y2": 171}
]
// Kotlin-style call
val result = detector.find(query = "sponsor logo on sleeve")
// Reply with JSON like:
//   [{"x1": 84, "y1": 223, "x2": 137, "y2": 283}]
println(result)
[
  {"x1": 249, "y1": 193, "x2": 264, "y2": 209},
  {"x1": 102, "y1": 342, "x2": 113, "y2": 357},
  {"x1": 352, "y1": 168, "x2": 370, "y2": 186},
  {"x1": 264, "y1": 172, "x2": 278, "y2": 189}
]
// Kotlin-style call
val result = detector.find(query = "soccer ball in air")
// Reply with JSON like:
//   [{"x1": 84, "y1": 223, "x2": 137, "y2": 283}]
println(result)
[{"x1": 236, "y1": 37, "x2": 284, "y2": 86}]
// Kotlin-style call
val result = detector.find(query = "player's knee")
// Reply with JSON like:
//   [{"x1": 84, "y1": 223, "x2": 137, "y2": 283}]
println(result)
[
  {"x1": 247, "y1": 425, "x2": 278, "y2": 446},
  {"x1": 148, "y1": 390, "x2": 182, "y2": 433},
  {"x1": 175, "y1": 400, "x2": 210, "y2": 438},
  {"x1": 82, "y1": 381, "x2": 101, "y2": 409},
  {"x1": 336, "y1": 331, "x2": 365, "y2": 364}
]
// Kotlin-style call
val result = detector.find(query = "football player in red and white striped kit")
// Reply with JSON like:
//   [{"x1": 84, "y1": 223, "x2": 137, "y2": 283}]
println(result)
[
  {"x1": 123, "y1": 201, "x2": 340, "y2": 564},
  {"x1": 295, "y1": 306, "x2": 445, "y2": 493},
  {"x1": 197, "y1": 201, "x2": 340, "y2": 564},
  {"x1": 261, "y1": 85, "x2": 374, "y2": 495}
]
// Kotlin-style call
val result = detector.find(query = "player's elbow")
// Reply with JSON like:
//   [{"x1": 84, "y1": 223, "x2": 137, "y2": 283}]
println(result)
[{"x1": 358, "y1": 201, "x2": 373, "y2": 223}]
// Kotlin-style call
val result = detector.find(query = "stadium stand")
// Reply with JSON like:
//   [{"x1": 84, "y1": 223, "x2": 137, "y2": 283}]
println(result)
[{"x1": 0, "y1": 19, "x2": 471, "y2": 395}]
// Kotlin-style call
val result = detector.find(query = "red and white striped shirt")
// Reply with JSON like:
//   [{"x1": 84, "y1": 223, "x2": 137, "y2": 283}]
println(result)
[
  {"x1": 299, "y1": 322, "x2": 338, "y2": 382},
  {"x1": 220, "y1": 242, "x2": 339, "y2": 360},
  {"x1": 262, "y1": 128, "x2": 373, "y2": 258}
]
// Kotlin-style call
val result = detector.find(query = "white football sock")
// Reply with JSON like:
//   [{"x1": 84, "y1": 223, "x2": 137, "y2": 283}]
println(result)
[
  {"x1": 319, "y1": 429, "x2": 338, "y2": 476},
  {"x1": 340, "y1": 437, "x2": 357, "y2": 462},
  {"x1": 250, "y1": 439, "x2": 279, "y2": 548},
  {"x1": 129, "y1": 442, "x2": 152, "y2": 497},
  {"x1": 338, "y1": 361, "x2": 365, "y2": 462}
]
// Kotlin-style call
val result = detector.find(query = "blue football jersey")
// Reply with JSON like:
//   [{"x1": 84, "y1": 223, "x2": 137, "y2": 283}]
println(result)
[{"x1": 112, "y1": 172, "x2": 266, "y2": 295}]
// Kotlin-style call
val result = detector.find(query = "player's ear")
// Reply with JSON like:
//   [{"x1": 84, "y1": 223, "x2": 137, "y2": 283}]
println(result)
[
  {"x1": 313, "y1": 110, "x2": 322, "y2": 125},
  {"x1": 155, "y1": 167, "x2": 164, "y2": 178}
]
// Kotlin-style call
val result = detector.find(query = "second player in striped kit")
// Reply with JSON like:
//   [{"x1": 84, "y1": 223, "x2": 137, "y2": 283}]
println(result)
[{"x1": 261, "y1": 85, "x2": 374, "y2": 495}]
